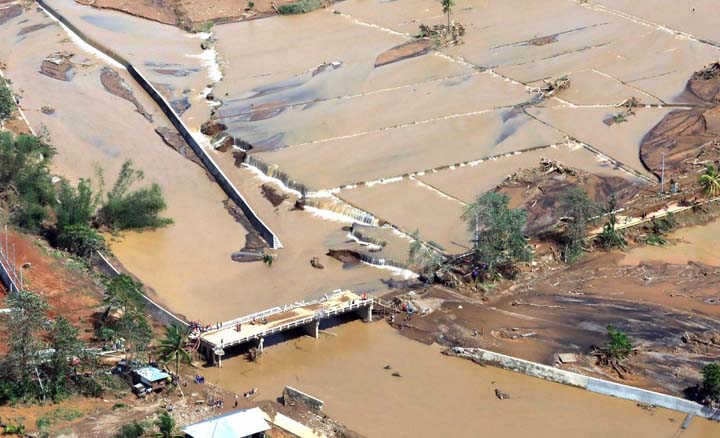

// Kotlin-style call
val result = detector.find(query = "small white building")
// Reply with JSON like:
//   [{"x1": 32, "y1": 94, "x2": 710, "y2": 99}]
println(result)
[{"x1": 182, "y1": 408, "x2": 270, "y2": 438}]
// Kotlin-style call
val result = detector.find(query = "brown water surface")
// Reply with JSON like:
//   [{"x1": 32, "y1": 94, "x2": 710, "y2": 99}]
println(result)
[{"x1": 203, "y1": 321, "x2": 719, "y2": 438}]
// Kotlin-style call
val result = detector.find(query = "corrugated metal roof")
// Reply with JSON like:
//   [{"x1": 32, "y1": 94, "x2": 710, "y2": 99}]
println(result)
[
  {"x1": 134, "y1": 366, "x2": 170, "y2": 382},
  {"x1": 182, "y1": 408, "x2": 270, "y2": 438}
]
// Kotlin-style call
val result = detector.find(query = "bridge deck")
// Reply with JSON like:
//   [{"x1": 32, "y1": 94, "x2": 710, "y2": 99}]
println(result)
[{"x1": 199, "y1": 291, "x2": 371, "y2": 350}]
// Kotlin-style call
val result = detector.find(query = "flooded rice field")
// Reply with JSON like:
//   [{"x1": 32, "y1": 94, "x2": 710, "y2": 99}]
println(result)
[{"x1": 3, "y1": 0, "x2": 720, "y2": 435}]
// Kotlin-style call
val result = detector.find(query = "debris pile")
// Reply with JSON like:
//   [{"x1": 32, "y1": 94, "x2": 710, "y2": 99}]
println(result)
[
  {"x1": 529, "y1": 75, "x2": 570, "y2": 99},
  {"x1": 40, "y1": 52, "x2": 75, "y2": 81},
  {"x1": 418, "y1": 22, "x2": 466, "y2": 47},
  {"x1": 692, "y1": 61, "x2": 720, "y2": 81}
]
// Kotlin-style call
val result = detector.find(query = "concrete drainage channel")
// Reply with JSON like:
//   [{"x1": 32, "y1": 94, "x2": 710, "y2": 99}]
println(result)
[
  {"x1": 450, "y1": 347, "x2": 720, "y2": 422},
  {"x1": 36, "y1": 0, "x2": 282, "y2": 250}
]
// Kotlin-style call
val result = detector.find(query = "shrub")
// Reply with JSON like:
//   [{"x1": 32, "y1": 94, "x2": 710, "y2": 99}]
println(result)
[
  {"x1": 606, "y1": 324, "x2": 632, "y2": 360},
  {"x1": 277, "y1": 0, "x2": 325, "y2": 15},
  {"x1": 56, "y1": 224, "x2": 105, "y2": 257},
  {"x1": 116, "y1": 421, "x2": 145, "y2": 438},
  {"x1": 0, "y1": 78, "x2": 14, "y2": 122}
]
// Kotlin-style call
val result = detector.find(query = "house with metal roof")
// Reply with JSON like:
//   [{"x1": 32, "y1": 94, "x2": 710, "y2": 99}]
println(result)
[
  {"x1": 182, "y1": 408, "x2": 270, "y2": 438},
  {"x1": 132, "y1": 366, "x2": 171, "y2": 391}
]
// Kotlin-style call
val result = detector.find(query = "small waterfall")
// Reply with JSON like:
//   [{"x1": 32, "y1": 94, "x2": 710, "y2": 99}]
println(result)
[
  {"x1": 350, "y1": 225, "x2": 387, "y2": 248},
  {"x1": 304, "y1": 196, "x2": 380, "y2": 226},
  {"x1": 244, "y1": 155, "x2": 309, "y2": 195}
]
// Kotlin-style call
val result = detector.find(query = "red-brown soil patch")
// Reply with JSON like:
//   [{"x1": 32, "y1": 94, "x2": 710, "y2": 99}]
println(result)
[
  {"x1": 0, "y1": 231, "x2": 104, "y2": 343},
  {"x1": 75, "y1": 0, "x2": 299, "y2": 30},
  {"x1": 640, "y1": 64, "x2": 720, "y2": 179},
  {"x1": 495, "y1": 159, "x2": 646, "y2": 235}
]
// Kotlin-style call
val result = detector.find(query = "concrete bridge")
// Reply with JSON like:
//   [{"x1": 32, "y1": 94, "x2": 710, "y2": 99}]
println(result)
[{"x1": 196, "y1": 290, "x2": 373, "y2": 365}]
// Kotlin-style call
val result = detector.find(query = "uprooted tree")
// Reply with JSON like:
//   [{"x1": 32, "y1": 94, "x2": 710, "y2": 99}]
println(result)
[
  {"x1": 96, "y1": 160, "x2": 173, "y2": 230},
  {"x1": 593, "y1": 324, "x2": 634, "y2": 378}
]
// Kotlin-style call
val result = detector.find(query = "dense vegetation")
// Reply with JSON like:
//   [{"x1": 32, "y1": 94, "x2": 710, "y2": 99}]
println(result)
[
  {"x1": 0, "y1": 291, "x2": 101, "y2": 403},
  {"x1": 0, "y1": 132, "x2": 56, "y2": 232},
  {"x1": 463, "y1": 191, "x2": 532, "y2": 280}
]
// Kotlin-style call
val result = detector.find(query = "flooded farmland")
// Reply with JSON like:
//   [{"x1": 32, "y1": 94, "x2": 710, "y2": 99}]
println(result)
[{"x1": 2, "y1": 0, "x2": 720, "y2": 436}]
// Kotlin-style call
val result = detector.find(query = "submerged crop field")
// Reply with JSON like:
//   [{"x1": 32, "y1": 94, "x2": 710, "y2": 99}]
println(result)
[{"x1": 1, "y1": 0, "x2": 720, "y2": 436}]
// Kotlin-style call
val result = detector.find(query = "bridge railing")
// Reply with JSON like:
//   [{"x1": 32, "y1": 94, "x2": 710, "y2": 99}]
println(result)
[{"x1": 205, "y1": 298, "x2": 373, "y2": 348}]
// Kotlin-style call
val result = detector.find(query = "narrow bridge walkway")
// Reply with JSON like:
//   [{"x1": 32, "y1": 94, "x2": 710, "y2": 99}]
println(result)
[{"x1": 196, "y1": 290, "x2": 373, "y2": 364}]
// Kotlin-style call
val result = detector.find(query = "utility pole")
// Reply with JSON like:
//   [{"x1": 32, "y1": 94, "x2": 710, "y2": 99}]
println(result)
[{"x1": 660, "y1": 152, "x2": 666, "y2": 194}]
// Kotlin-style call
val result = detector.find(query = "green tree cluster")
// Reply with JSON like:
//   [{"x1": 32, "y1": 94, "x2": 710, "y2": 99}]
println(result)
[
  {"x1": 0, "y1": 291, "x2": 93, "y2": 403},
  {"x1": 0, "y1": 132, "x2": 56, "y2": 232},
  {"x1": 463, "y1": 192, "x2": 531, "y2": 280}
]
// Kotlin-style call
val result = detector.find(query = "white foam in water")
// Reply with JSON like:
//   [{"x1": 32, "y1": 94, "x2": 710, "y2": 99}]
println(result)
[
  {"x1": 38, "y1": 4, "x2": 125, "y2": 70},
  {"x1": 242, "y1": 164, "x2": 304, "y2": 198},
  {"x1": 187, "y1": 48, "x2": 222, "y2": 83},
  {"x1": 363, "y1": 262, "x2": 416, "y2": 280},
  {"x1": 304, "y1": 206, "x2": 357, "y2": 224},
  {"x1": 345, "y1": 233, "x2": 384, "y2": 252}
]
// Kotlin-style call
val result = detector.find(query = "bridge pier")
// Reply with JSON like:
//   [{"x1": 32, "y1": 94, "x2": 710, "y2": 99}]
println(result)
[
  {"x1": 356, "y1": 303, "x2": 373, "y2": 322},
  {"x1": 256, "y1": 337, "x2": 264, "y2": 353},
  {"x1": 301, "y1": 320, "x2": 320, "y2": 339}
]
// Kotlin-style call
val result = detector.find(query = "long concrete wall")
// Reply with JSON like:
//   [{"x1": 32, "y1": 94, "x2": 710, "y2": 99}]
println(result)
[
  {"x1": 36, "y1": 0, "x2": 282, "y2": 249},
  {"x1": 92, "y1": 251, "x2": 189, "y2": 328},
  {"x1": 450, "y1": 347, "x2": 720, "y2": 421}
]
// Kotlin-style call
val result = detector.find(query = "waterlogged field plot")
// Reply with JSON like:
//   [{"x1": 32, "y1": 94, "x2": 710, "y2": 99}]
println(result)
[
  {"x1": 339, "y1": 179, "x2": 469, "y2": 252},
  {"x1": 44, "y1": 0, "x2": 215, "y2": 126},
  {"x1": 203, "y1": 0, "x2": 720, "y2": 257},
  {"x1": 415, "y1": 144, "x2": 646, "y2": 204}
]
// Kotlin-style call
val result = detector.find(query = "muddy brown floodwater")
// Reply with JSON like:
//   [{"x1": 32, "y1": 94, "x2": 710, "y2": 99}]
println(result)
[
  {"x1": 203, "y1": 321, "x2": 719, "y2": 438},
  {"x1": 621, "y1": 219, "x2": 720, "y2": 267}
]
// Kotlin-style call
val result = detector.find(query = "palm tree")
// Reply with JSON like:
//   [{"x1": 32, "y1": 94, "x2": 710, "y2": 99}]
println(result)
[
  {"x1": 157, "y1": 324, "x2": 192, "y2": 379},
  {"x1": 700, "y1": 164, "x2": 720, "y2": 197},
  {"x1": 441, "y1": 0, "x2": 455, "y2": 28}
]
